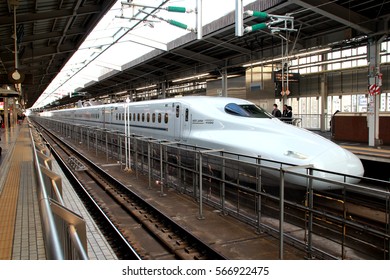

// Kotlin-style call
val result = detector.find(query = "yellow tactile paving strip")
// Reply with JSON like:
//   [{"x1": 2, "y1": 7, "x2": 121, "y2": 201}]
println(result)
[
  {"x1": 342, "y1": 145, "x2": 390, "y2": 159},
  {"x1": 0, "y1": 126, "x2": 31, "y2": 260}
]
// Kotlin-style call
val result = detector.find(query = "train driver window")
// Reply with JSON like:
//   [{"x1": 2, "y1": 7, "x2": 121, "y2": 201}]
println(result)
[
  {"x1": 176, "y1": 105, "x2": 180, "y2": 118},
  {"x1": 164, "y1": 113, "x2": 169, "y2": 124},
  {"x1": 225, "y1": 103, "x2": 271, "y2": 118}
]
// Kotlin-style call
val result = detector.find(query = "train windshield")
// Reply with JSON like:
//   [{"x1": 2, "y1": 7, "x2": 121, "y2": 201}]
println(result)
[{"x1": 224, "y1": 103, "x2": 272, "y2": 118}]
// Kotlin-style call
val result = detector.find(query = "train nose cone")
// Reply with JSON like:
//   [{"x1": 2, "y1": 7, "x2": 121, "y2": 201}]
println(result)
[{"x1": 312, "y1": 146, "x2": 364, "y2": 186}]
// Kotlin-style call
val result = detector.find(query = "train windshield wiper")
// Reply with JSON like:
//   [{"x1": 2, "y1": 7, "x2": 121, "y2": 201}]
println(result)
[{"x1": 225, "y1": 103, "x2": 271, "y2": 118}]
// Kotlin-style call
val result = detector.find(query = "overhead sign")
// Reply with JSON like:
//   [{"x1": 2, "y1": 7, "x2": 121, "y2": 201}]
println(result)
[
  {"x1": 273, "y1": 71, "x2": 300, "y2": 82},
  {"x1": 0, "y1": 88, "x2": 20, "y2": 97}
]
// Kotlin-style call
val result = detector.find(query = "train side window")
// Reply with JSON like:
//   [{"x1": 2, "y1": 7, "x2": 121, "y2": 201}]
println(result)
[
  {"x1": 147, "y1": 113, "x2": 150, "y2": 122},
  {"x1": 129, "y1": 113, "x2": 132, "y2": 121},
  {"x1": 142, "y1": 113, "x2": 145, "y2": 122},
  {"x1": 133, "y1": 113, "x2": 136, "y2": 121},
  {"x1": 137, "y1": 113, "x2": 140, "y2": 122},
  {"x1": 158, "y1": 113, "x2": 162, "y2": 123},
  {"x1": 164, "y1": 113, "x2": 169, "y2": 124},
  {"x1": 152, "y1": 113, "x2": 156, "y2": 123},
  {"x1": 176, "y1": 105, "x2": 180, "y2": 118},
  {"x1": 185, "y1": 108, "x2": 189, "y2": 122}
]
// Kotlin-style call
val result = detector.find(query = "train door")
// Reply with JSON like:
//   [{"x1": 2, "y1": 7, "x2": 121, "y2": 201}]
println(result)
[
  {"x1": 174, "y1": 103, "x2": 182, "y2": 141},
  {"x1": 181, "y1": 105, "x2": 191, "y2": 141}
]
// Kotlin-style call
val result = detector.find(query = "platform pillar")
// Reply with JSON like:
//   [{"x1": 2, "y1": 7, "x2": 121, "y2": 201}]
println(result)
[
  {"x1": 320, "y1": 73, "x2": 327, "y2": 132},
  {"x1": 221, "y1": 69, "x2": 228, "y2": 97},
  {"x1": 367, "y1": 37, "x2": 385, "y2": 147},
  {"x1": 3, "y1": 98, "x2": 7, "y2": 129}
]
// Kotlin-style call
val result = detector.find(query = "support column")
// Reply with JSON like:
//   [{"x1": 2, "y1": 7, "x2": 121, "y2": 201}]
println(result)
[
  {"x1": 196, "y1": 0, "x2": 203, "y2": 39},
  {"x1": 4, "y1": 98, "x2": 8, "y2": 130},
  {"x1": 13, "y1": 98, "x2": 18, "y2": 126},
  {"x1": 320, "y1": 73, "x2": 327, "y2": 132},
  {"x1": 161, "y1": 81, "x2": 167, "y2": 99},
  {"x1": 235, "y1": 0, "x2": 244, "y2": 37},
  {"x1": 221, "y1": 70, "x2": 228, "y2": 97},
  {"x1": 367, "y1": 38, "x2": 384, "y2": 147}
]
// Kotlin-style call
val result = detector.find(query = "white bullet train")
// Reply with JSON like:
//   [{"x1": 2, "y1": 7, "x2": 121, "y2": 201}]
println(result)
[{"x1": 39, "y1": 96, "x2": 364, "y2": 190}]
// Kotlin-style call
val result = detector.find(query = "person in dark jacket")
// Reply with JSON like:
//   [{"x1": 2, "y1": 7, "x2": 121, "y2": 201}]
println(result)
[
  {"x1": 271, "y1": 104, "x2": 281, "y2": 118},
  {"x1": 282, "y1": 105, "x2": 293, "y2": 123}
]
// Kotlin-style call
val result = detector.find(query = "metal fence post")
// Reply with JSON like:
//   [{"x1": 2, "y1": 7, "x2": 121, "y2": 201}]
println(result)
[
  {"x1": 221, "y1": 152, "x2": 226, "y2": 214},
  {"x1": 198, "y1": 151, "x2": 204, "y2": 219},
  {"x1": 95, "y1": 130, "x2": 98, "y2": 156},
  {"x1": 279, "y1": 168, "x2": 285, "y2": 260},
  {"x1": 148, "y1": 141, "x2": 152, "y2": 189},
  {"x1": 105, "y1": 131, "x2": 108, "y2": 163},
  {"x1": 256, "y1": 156, "x2": 262, "y2": 233},
  {"x1": 307, "y1": 167, "x2": 314, "y2": 259},
  {"x1": 159, "y1": 142, "x2": 164, "y2": 196}
]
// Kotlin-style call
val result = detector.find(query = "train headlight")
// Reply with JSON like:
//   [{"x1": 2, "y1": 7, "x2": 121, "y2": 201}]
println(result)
[{"x1": 284, "y1": 150, "x2": 308, "y2": 160}]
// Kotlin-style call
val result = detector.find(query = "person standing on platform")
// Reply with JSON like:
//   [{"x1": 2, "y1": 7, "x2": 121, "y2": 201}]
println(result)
[
  {"x1": 271, "y1": 104, "x2": 281, "y2": 118},
  {"x1": 282, "y1": 105, "x2": 293, "y2": 124},
  {"x1": 285, "y1": 106, "x2": 293, "y2": 124}
]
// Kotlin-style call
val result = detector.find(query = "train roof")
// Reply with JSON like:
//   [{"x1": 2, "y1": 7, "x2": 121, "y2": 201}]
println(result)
[
  {"x1": 50, "y1": 96, "x2": 255, "y2": 112},
  {"x1": 123, "y1": 96, "x2": 254, "y2": 108}
]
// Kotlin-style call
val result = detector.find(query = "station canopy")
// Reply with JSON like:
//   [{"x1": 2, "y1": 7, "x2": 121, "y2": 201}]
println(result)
[{"x1": 32, "y1": 0, "x2": 258, "y2": 108}]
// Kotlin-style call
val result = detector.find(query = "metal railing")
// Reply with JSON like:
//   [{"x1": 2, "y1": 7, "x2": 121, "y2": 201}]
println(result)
[
  {"x1": 29, "y1": 122, "x2": 88, "y2": 260},
  {"x1": 32, "y1": 117, "x2": 390, "y2": 260}
]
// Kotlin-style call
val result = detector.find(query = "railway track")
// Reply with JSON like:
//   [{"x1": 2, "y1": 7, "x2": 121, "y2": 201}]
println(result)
[{"x1": 35, "y1": 122, "x2": 226, "y2": 260}]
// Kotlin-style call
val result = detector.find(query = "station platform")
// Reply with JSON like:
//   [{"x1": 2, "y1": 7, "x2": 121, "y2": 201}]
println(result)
[
  {"x1": 314, "y1": 130, "x2": 390, "y2": 163},
  {"x1": 0, "y1": 122, "x2": 117, "y2": 260}
]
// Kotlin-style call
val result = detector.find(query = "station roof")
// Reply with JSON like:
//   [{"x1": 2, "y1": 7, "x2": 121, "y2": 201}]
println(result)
[
  {"x1": 0, "y1": 0, "x2": 389, "y2": 109},
  {"x1": 0, "y1": 0, "x2": 117, "y2": 107}
]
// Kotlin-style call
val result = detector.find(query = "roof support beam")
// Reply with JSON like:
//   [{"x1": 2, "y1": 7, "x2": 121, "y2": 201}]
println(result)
[
  {"x1": 172, "y1": 48, "x2": 221, "y2": 65},
  {"x1": 291, "y1": 0, "x2": 375, "y2": 34},
  {"x1": 205, "y1": 37, "x2": 251, "y2": 55},
  {"x1": 121, "y1": 34, "x2": 167, "y2": 51},
  {"x1": 0, "y1": 5, "x2": 105, "y2": 26}
]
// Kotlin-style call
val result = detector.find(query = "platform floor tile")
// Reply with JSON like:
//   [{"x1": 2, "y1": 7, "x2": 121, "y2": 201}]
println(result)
[{"x1": 51, "y1": 162, "x2": 118, "y2": 260}]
